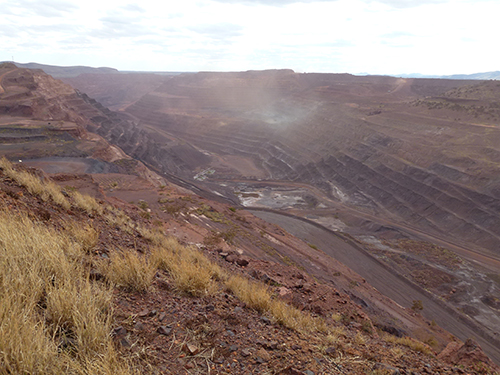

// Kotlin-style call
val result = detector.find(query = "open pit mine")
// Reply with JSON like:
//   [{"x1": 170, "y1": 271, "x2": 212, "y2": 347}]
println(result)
[{"x1": 2, "y1": 62, "x2": 500, "y2": 371}]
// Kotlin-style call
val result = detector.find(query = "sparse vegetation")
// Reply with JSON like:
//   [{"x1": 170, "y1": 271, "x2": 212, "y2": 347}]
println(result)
[
  {"x1": 383, "y1": 334, "x2": 433, "y2": 355},
  {"x1": 98, "y1": 249, "x2": 156, "y2": 292},
  {"x1": 194, "y1": 204, "x2": 228, "y2": 224},
  {"x1": 225, "y1": 275, "x2": 325, "y2": 333},
  {"x1": 151, "y1": 238, "x2": 225, "y2": 296},
  {"x1": 0, "y1": 157, "x2": 71, "y2": 210},
  {"x1": 307, "y1": 243, "x2": 319, "y2": 250},
  {"x1": 72, "y1": 190, "x2": 104, "y2": 215},
  {"x1": 411, "y1": 299, "x2": 424, "y2": 312},
  {"x1": 67, "y1": 222, "x2": 100, "y2": 253},
  {"x1": 0, "y1": 209, "x2": 135, "y2": 374}
]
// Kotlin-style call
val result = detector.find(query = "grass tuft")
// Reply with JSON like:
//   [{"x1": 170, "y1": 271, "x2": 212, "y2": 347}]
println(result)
[
  {"x1": 383, "y1": 334, "x2": 433, "y2": 355},
  {"x1": 72, "y1": 191, "x2": 104, "y2": 215},
  {"x1": 99, "y1": 249, "x2": 156, "y2": 292},
  {"x1": 225, "y1": 274, "x2": 324, "y2": 333},
  {"x1": 151, "y1": 237, "x2": 225, "y2": 296}
]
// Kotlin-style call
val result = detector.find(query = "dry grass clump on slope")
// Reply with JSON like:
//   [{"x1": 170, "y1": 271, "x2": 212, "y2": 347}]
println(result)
[
  {"x1": 151, "y1": 237, "x2": 226, "y2": 296},
  {"x1": 225, "y1": 275, "x2": 326, "y2": 333},
  {"x1": 98, "y1": 250, "x2": 156, "y2": 293},
  {"x1": 0, "y1": 210, "x2": 136, "y2": 374},
  {"x1": 0, "y1": 157, "x2": 71, "y2": 210},
  {"x1": 0, "y1": 157, "x2": 103, "y2": 215},
  {"x1": 71, "y1": 190, "x2": 104, "y2": 215},
  {"x1": 125, "y1": 225, "x2": 326, "y2": 333},
  {"x1": 383, "y1": 333, "x2": 433, "y2": 355}
]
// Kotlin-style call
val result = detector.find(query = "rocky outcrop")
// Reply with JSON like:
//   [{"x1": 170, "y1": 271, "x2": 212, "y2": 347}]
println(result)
[{"x1": 438, "y1": 339, "x2": 500, "y2": 372}]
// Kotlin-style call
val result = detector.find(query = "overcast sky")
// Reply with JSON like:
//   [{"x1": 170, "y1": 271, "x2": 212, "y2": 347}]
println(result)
[{"x1": 1, "y1": 0, "x2": 498, "y2": 75}]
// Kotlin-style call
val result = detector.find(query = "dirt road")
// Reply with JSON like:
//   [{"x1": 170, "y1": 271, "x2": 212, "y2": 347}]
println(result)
[{"x1": 250, "y1": 210, "x2": 500, "y2": 365}]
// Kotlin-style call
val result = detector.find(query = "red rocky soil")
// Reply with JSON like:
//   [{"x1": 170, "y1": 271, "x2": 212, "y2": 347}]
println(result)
[{"x1": 1, "y1": 163, "x2": 499, "y2": 375}]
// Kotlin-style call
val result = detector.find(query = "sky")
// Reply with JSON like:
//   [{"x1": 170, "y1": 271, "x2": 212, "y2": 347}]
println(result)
[{"x1": 1, "y1": 0, "x2": 499, "y2": 75}]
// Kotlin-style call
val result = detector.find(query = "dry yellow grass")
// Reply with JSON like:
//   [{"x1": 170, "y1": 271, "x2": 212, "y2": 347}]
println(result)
[
  {"x1": 326, "y1": 326, "x2": 346, "y2": 345},
  {"x1": 225, "y1": 275, "x2": 272, "y2": 313},
  {"x1": 104, "y1": 208, "x2": 136, "y2": 234},
  {"x1": 0, "y1": 157, "x2": 71, "y2": 210},
  {"x1": 151, "y1": 237, "x2": 225, "y2": 296},
  {"x1": 0, "y1": 210, "x2": 135, "y2": 374},
  {"x1": 67, "y1": 223, "x2": 100, "y2": 253},
  {"x1": 383, "y1": 334, "x2": 433, "y2": 355},
  {"x1": 99, "y1": 249, "x2": 156, "y2": 292},
  {"x1": 225, "y1": 274, "x2": 324, "y2": 333},
  {"x1": 72, "y1": 190, "x2": 104, "y2": 215}
]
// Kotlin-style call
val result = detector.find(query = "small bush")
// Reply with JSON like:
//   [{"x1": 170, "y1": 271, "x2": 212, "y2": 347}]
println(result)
[
  {"x1": 137, "y1": 200, "x2": 149, "y2": 210},
  {"x1": 308, "y1": 243, "x2": 318, "y2": 250},
  {"x1": 411, "y1": 300, "x2": 423, "y2": 312}
]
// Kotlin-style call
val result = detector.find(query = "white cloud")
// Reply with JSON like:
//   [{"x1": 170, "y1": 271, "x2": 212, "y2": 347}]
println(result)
[{"x1": 0, "y1": 0, "x2": 498, "y2": 74}]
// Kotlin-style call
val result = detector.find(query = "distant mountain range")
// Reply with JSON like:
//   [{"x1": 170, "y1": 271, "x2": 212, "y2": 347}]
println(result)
[
  {"x1": 393, "y1": 71, "x2": 500, "y2": 80},
  {"x1": 7, "y1": 62, "x2": 119, "y2": 78},
  {"x1": 3, "y1": 61, "x2": 499, "y2": 80}
]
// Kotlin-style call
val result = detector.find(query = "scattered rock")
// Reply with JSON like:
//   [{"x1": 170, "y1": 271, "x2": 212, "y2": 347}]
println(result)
[
  {"x1": 260, "y1": 316, "x2": 271, "y2": 324},
  {"x1": 134, "y1": 322, "x2": 146, "y2": 331},
  {"x1": 113, "y1": 326, "x2": 127, "y2": 337},
  {"x1": 373, "y1": 363, "x2": 400, "y2": 375},
  {"x1": 278, "y1": 286, "x2": 291, "y2": 296},
  {"x1": 241, "y1": 349, "x2": 251, "y2": 357},
  {"x1": 138, "y1": 309, "x2": 150, "y2": 318},
  {"x1": 158, "y1": 312, "x2": 167, "y2": 322},
  {"x1": 225, "y1": 254, "x2": 239, "y2": 263},
  {"x1": 255, "y1": 348, "x2": 271, "y2": 362},
  {"x1": 119, "y1": 337, "x2": 131, "y2": 347},
  {"x1": 438, "y1": 338, "x2": 500, "y2": 372},
  {"x1": 157, "y1": 326, "x2": 172, "y2": 335},
  {"x1": 278, "y1": 367, "x2": 306, "y2": 375},
  {"x1": 264, "y1": 341, "x2": 278, "y2": 350},
  {"x1": 236, "y1": 257, "x2": 249, "y2": 267},
  {"x1": 183, "y1": 343, "x2": 199, "y2": 356}
]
